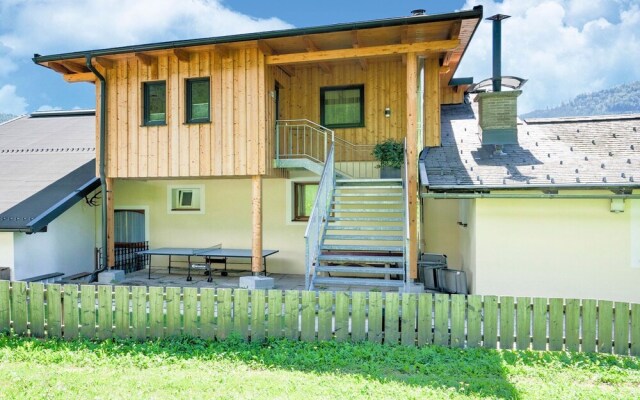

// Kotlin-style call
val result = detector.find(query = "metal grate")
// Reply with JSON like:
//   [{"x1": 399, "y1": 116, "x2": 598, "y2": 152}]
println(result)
[{"x1": 97, "y1": 241, "x2": 149, "y2": 273}]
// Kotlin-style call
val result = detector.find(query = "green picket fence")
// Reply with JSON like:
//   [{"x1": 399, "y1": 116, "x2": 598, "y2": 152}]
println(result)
[{"x1": 0, "y1": 280, "x2": 638, "y2": 356}]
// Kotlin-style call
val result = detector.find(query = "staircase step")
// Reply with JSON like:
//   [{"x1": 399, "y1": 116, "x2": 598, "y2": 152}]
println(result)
[
  {"x1": 324, "y1": 234, "x2": 403, "y2": 241},
  {"x1": 318, "y1": 254, "x2": 404, "y2": 263},
  {"x1": 313, "y1": 277, "x2": 405, "y2": 288},
  {"x1": 331, "y1": 208, "x2": 402, "y2": 213},
  {"x1": 335, "y1": 186, "x2": 403, "y2": 190},
  {"x1": 334, "y1": 193, "x2": 401, "y2": 197},
  {"x1": 326, "y1": 225, "x2": 402, "y2": 231},
  {"x1": 337, "y1": 179, "x2": 401, "y2": 185},
  {"x1": 316, "y1": 265, "x2": 404, "y2": 275},
  {"x1": 321, "y1": 244, "x2": 404, "y2": 252},
  {"x1": 328, "y1": 216, "x2": 403, "y2": 222},
  {"x1": 333, "y1": 200, "x2": 403, "y2": 205}
]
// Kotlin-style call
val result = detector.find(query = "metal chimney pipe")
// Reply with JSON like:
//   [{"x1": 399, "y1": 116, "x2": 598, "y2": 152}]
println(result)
[{"x1": 486, "y1": 14, "x2": 510, "y2": 92}]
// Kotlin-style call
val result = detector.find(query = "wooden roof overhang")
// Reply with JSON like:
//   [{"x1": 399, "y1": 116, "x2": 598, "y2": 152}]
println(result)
[{"x1": 33, "y1": 6, "x2": 482, "y2": 84}]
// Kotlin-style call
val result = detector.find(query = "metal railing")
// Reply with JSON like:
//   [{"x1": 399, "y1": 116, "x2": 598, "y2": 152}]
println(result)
[
  {"x1": 401, "y1": 139, "x2": 410, "y2": 287},
  {"x1": 276, "y1": 119, "x2": 376, "y2": 178},
  {"x1": 304, "y1": 144, "x2": 336, "y2": 290}
]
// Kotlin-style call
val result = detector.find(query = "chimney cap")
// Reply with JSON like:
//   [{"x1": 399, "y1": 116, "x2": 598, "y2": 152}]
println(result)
[
  {"x1": 486, "y1": 14, "x2": 511, "y2": 21},
  {"x1": 411, "y1": 9, "x2": 426, "y2": 16}
]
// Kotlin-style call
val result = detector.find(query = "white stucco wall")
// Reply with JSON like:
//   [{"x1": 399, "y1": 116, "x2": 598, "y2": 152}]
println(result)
[
  {"x1": 114, "y1": 178, "x2": 309, "y2": 274},
  {"x1": 0, "y1": 232, "x2": 14, "y2": 279},
  {"x1": 472, "y1": 193, "x2": 640, "y2": 303},
  {"x1": 13, "y1": 198, "x2": 98, "y2": 281}
]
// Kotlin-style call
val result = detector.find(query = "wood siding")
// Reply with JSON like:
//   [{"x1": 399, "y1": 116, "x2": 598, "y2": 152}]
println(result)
[
  {"x1": 103, "y1": 48, "x2": 268, "y2": 178},
  {"x1": 284, "y1": 60, "x2": 407, "y2": 145}
]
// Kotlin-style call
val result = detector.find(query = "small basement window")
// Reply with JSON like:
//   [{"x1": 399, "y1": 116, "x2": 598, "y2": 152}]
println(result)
[
  {"x1": 168, "y1": 185, "x2": 205, "y2": 214},
  {"x1": 186, "y1": 77, "x2": 210, "y2": 123},
  {"x1": 293, "y1": 182, "x2": 319, "y2": 221},
  {"x1": 143, "y1": 81, "x2": 166, "y2": 125},
  {"x1": 320, "y1": 84, "x2": 364, "y2": 129}
]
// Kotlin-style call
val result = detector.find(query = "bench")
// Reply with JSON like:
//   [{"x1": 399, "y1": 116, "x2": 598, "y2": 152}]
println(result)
[
  {"x1": 23, "y1": 272, "x2": 64, "y2": 284},
  {"x1": 59, "y1": 271, "x2": 93, "y2": 283}
]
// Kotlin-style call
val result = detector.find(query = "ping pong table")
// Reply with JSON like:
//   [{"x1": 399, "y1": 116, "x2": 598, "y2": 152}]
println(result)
[{"x1": 138, "y1": 245, "x2": 279, "y2": 282}]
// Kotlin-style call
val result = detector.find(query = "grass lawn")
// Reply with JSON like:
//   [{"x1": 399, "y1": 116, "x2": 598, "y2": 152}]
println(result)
[{"x1": 0, "y1": 334, "x2": 638, "y2": 399}]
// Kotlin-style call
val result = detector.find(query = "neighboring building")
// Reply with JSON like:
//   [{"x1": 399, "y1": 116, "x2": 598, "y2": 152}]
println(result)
[{"x1": 0, "y1": 111, "x2": 100, "y2": 281}]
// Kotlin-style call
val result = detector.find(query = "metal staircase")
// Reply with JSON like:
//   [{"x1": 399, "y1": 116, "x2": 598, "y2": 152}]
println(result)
[{"x1": 311, "y1": 178, "x2": 406, "y2": 289}]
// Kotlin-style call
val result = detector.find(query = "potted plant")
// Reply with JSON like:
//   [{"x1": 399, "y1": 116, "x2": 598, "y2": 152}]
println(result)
[{"x1": 372, "y1": 138, "x2": 404, "y2": 178}]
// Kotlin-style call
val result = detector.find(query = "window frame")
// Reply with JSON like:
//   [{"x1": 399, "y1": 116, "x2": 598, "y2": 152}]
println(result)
[
  {"x1": 320, "y1": 84, "x2": 365, "y2": 129},
  {"x1": 167, "y1": 185, "x2": 205, "y2": 214},
  {"x1": 142, "y1": 81, "x2": 167, "y2": 126},
  {"x1": 293, "y1": 182, "x2": 319, "y2": 222},
  {"x1": 185, "y1": 77, "x2": 211, "y2": 124}
]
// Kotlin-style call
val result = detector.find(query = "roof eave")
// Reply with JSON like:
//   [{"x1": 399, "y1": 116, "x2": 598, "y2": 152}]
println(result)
[{"x1": 424, "y1": 183, "x2": 640, "y2": 192}]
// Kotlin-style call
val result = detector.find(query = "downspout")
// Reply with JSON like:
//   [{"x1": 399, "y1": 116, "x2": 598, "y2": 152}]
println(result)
[{"x1": 85, "y1": 54, "x2": 109, "y2": 282}]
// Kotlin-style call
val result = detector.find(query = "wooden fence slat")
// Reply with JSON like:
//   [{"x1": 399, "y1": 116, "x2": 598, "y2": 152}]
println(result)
[
  {"x1": 11, "y1": 281, "x2": 28, "y2": 335},
  {"x1": 499, "y1": 296, "x2": 515, "y2": 350},
  {"x1": 165, "y1": 287, "x2": 182, "y2": 337},
  {"x1": 581, "y1": 299, "x2": 597, "y2": 353},
  {"x1": 565, "y1": 299, "x2": 580, "y2": 352},
  {"x1": 29, "y1": 283, "x2": 45, "y2": 338},
  {"x1": 401, "y1": 293, "x2": 417, "y2": 347},
  {"x1": 46, "y1": 284, "x2": 62, "y2": 338},
  {"x1": 114, "y1": 285, "x2": 130, "y2": 339},
  {"x1": 131, "y1": 286, "x2": 147, "y2": 340},
  {"x1": 284, "y1": 290, "x2": 299, "y2": 341},
  {"x1": 384, "y1": 293, "x2": 399, "y2": 345},
  {"x1": 467, "y1": 295, "x2": 482, "y2": 348},
  {"x1": 97, "y1": 285, "x2": 113, "y2": 340},
  {"x1": 450, "y1": 294, "x2": 466, "y2": 348},
  {"x1": 217, "y1": 288, "x2": 232, "y2": 340},
  {"x1": 417, "y1": 293, "x2": 433, "y2": 346},
  {"x1": 63, "y1": 284, "x2": 79, "y2": 340},
  {"x1": 631, "y1": 303, "x2": 640, "y2": 357},
  {"x1": 368, "y1": 292, "x2": 383, "y2": 344},
  {"x1": 79, "y1": 285, "x2": 96, "y2": 339},
  {"x1": 301, "y1": 291, "x2": 316, "y2": 342},
  {"x1": 0, "y1": 281, "x2": 10, "y2": 332},
  {"x1": 433, "y1": 293, "x2": 449, "y2": 347},
  {"x1": 352, "y1": 292, "x2": 366, "y2": 342},
  {"x1": 548, "y1": 298, "x2": 564, "y2": 351},
  {"x1": 483, "y1": 296, "x2": 498, "y2": 349},
  {"x1": 148, "y1": 286, "x2": 164, "y2": 339},
  {"x1": 532, "y1": 298, "x2": 548, "y2": 351},
  {"x1": 183, "y1": 287, "x2": 199, "y2": 337},
  {"x1": 598, "y1": 300, "x2": 613, "y2": 353},
  {"x1": 614, "y1": 302, "x2": 629, "y2": 356},
  {"x1": 335, "y1": 291, "x2": 350, "y2": 342},
  {"x1": 516, "y1": 297, "x2": 531, "y2": 350},
  {"x1": 267, "y1": 290, "x2": 283, "y2": 339},
  {"x1": 317, "y1": 291, "x2": 333, "y2": 342},
  {"x1": 233, "y1": 289, "x2": 249, "y2": 340},
  {"x1": 200, "y1": 288, "x2": 216, "y2": 340},
  {"x1": 250, "y1": 289, "x2": 266, "y2": 342}
]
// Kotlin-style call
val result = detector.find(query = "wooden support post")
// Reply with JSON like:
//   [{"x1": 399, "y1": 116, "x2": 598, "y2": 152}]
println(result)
[
  {"x1": 251, "y1": 175, "x2": 263, "y2": 274},
  {"x1": 106, "y1": 178, "x2": 115, "y2": 269},
  {"x1": 424, "y1": 57, "x2": 441, "y2": 147},
  {"x1": 406, "y1": 53, "x2": 419, "y2": 280}
]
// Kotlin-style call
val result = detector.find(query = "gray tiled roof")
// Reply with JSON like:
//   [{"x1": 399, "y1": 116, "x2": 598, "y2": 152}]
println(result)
[
  {"x1": 422, "y1": 101, "x2": 640, "y2": 190},
  {"x1": 0, "y1": 111, "x2": 96, "y2": 215}
]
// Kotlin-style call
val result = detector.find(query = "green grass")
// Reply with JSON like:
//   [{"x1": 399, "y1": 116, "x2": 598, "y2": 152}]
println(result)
[{"x1": 0, "y1": 334, "x2": 638, "y2": 399}]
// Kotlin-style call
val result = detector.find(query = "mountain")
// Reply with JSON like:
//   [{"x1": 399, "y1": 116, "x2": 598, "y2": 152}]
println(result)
[
  {"x1": 0, "y1": 113, "x2": 18, "y2": 123},
  {"x1": 522, "y1": 81, "x2": 640, "y2": 119}
]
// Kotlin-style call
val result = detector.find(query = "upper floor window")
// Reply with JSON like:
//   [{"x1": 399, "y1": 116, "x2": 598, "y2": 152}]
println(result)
[
  {"x1": 143, "y1": 81, "x2": 166, "y2": 126},
  {"x1": 186, "y1": 78, "x2": 210, "y2": 123},
  {"x1": 320, "y1": 84, "x2": 364, "y2": 129}
]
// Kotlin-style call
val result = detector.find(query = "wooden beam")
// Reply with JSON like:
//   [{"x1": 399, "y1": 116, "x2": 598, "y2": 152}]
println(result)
[
  {"x1": 251, "y1": 175, "x2": 263, "y2": 273},
  {"x1": 257, "y1": 40, "x2": 273, "y2": 55},
  {"x1": 439, "y1": 66, "x2": 451, "y2": 75},
  {"x1": 302, "y1": 36, "x2": 332, "y2": 74},
  {"x1": 60, "y1": 61, "x2": 88, "y2": 73},
  {"x1": 266, "y1": 40, "x2": 458, "y2": 65},
  {"x1": 173, "y1": 48, "x2": 191, "y2": 62},
  {"x1": 424, "y1": 58, "x2": 441, "y2": 147},
  {"x1": 278, "y1": 65, "x2": 295, "y2": 77},
  {"x1": 63, "y1": 72, "x2": 96, "y2": 83},
  {"x1": 135, "y1": 52, "x2": 155, "y2": 66},
  {"x1": 48, "y1": 62, "x2": 72, "y2": 75},
  {"x1": 94, "y1": 57, "x2": 115, "y2": 69},
  {"x1": 106, "y1": 178, "x2": 115, "y2": 269},
  {"x1": 406, "y1": 53, "x2": 419, "y2": 281},
  {"x1": 351, "y1": 31, "x2": 367, "y2": 70},
  {"x1": 442, "y1": 21, "x2": 462, "y2": 68}
]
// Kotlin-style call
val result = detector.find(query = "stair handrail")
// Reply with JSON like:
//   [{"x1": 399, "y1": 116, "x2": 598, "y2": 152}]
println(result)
[
  {"x1": 401, "y1": 138, "x2": 410, "y2": 287},
  {"x1": 304, "y1": 143, "x2": 336, "y2": 290}
]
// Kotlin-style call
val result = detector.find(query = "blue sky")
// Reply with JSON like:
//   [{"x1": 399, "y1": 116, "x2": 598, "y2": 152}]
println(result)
[{"x1": 0, "y1": 0, "x2": 638, "y2": 115}]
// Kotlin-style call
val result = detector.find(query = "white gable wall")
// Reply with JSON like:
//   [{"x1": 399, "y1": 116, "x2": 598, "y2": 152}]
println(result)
[{"x1": 0, "y1": 233, "x2": 14, "y2": 279}]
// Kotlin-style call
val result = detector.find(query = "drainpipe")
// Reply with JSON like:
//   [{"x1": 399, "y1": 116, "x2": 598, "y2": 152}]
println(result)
[
  {"x1": 487, "y1": 14, "x2": 510, "y2": 92},
  {"x1": 85, "y1": 54, "x2": 109, "y2": 282}
]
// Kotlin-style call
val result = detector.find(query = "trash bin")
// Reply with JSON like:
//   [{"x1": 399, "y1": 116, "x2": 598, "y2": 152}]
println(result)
[
  {"x1": 0, "y1": 267, "x2": 10, "y2": 280},
  {"x1": 418, "y1": 253, "x2": 447, "y2": 291}
]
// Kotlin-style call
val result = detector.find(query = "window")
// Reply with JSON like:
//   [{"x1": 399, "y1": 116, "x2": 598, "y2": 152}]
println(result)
[
  {"x1": 293, "y1": 182, "x2": 319, "y2": 221},
  {"x1": 186, "y1": 78, "x2": 210, "y2": 123},
  {"x1": 320, "y1": 85, "x2": 364, "y2": 129},
  {"x1": 168, "y1": 185, "x2": 205, "y2": 214},
  {"x1": 143, "y1": 81, "x2": 166, "y2": 125}
]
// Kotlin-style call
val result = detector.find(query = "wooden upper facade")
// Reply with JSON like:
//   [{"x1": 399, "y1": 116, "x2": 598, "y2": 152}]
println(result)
[{"x1": 34, "y1": 7, "x2": 483, "y2": 180}]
